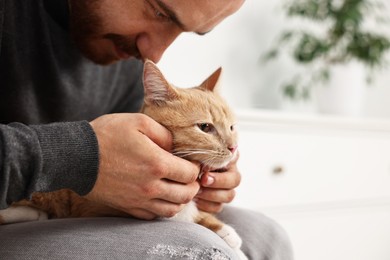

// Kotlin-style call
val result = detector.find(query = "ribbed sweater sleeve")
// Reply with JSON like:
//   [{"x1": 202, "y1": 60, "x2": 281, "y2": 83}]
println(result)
[{"x1": 0, "y1": 121, "x2": 99, "y2": 209}]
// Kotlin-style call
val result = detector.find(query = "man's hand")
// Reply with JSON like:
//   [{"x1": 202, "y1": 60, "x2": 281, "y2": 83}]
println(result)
[
  {"x1": 86, "y1": 113, "x2": 200, "y2": 220},
  {"x1": 196, "y1": 152, "x2": 241, "y2": 213}
]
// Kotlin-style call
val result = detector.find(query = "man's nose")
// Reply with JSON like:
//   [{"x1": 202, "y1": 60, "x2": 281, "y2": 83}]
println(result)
[{"x1": 147, "y1": 30, "x2": 181, "y2": 63}]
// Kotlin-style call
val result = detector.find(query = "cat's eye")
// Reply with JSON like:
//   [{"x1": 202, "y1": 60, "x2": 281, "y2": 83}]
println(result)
[
  {"x1": 230, "y1": 125, "x2": 235, "y2": 131},
  {"x1": 197, "y1": 123, "x2": 214, "y2": 133}
]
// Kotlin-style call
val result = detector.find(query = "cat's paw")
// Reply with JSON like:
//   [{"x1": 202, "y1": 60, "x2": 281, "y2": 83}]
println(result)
[
  {"x1": 216, "y1": 224, "x2": 242, "y2": 249},
  {"x1": 0, "y1": 206, "x2": 48, "y2": 224},
  {"x1": 217, "y1": 225, "x2": 248, "y2": 260}
]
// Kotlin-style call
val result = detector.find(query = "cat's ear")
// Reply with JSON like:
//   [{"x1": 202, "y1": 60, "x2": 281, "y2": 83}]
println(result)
[
  {"x1": 199, "y1": 67, "x2": 222, "y2": 92},
  {"x1": 143, "y1": 59, "x2": 178, "y2": 106}
]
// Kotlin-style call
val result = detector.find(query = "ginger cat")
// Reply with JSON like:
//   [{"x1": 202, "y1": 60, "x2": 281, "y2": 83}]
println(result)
[{"x1": 0, "y1": 60, "x2": 246, "y2": 259}]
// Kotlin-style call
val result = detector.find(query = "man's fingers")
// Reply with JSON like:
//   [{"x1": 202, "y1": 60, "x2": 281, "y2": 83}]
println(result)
[
  {"x1": 136, "y1": 114, "x2": 200, "y2": 184},
  {"x1": 147, "y1": 199, "x2": 187, "y2": 218},
  {"x1": 196, "y1": 188, "x2": 236, "y2": 203},
  {"x1": 89, "y1": 113, "x2": 201, "y2": 220},
  {"x1": 158, "y1": 180, "x2": 200, "y2": 204},
  {"x1": 157, "y1": 153, "x2": 201, "y2": 184},
  {"x1": 136, "y1": 114, "x2": 173, "y2": 152},
  {"x1": 126, "y1": 208, "x2": 157, "y2": 220},
  {"x1": 200, "y1": 170, "x2": 241, "y2": 189},
  {"x1": 194, "y1": 199, "x2": 223, "y2": 213}
]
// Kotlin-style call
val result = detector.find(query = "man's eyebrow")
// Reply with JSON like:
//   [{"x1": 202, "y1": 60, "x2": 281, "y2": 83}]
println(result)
[{"x1": 154, "y1": 0, "x2": 211, "y2": 35}]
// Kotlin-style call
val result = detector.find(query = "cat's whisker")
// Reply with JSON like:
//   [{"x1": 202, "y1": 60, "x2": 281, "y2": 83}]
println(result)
[
  {"x1": 198, "y1": 155, "x2": 231, "y2": 169},
  {"x1": 173, "y1": 149, "x2": 231, "y2": 168},
  {"x1": 172, "y1": 149, "x2": 219, "y2": 158},
  {"x1": 173, "y1": 150, "x2": 209, "y2": 155},
  {"x1": 173, "y1": 151, "x2": 208, "y2": 156}
]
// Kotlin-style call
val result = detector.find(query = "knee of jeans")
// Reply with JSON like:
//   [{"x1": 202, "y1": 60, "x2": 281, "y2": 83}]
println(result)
[
  {"x1": 247, "y1": 213, "x2": 294, "y2": 260},
  {"x1": 218, "y1": 207, "x2": 294, "y2": 260},
  {"x1": 267, "y1": 218, "x2": 293, "y2": 254},
  {"x1": 146, "y1": 221, "x2": 239, "y2": 260}
]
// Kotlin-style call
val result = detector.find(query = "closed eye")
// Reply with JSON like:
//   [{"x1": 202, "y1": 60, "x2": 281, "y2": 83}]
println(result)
[{"x1": 145, "y1": 0, "x2": 172, "y2": 22}]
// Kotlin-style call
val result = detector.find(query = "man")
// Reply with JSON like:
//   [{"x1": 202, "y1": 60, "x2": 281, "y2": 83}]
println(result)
[{"x1": 0, "y1": 0, "x2": 293, "y2": 259}]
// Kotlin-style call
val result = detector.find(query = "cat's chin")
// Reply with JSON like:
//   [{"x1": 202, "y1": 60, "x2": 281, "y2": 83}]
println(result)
[{"x1": 202, "y1": 155, "x2": 235, "y2": 172}]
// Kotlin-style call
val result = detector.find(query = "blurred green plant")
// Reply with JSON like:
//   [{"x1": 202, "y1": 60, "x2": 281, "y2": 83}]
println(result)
[{"x1": 263, "y1": 0, "x2": 390, "y2": 100}]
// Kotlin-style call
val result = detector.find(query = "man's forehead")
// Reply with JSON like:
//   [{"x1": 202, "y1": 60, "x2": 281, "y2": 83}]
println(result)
[{"x1": 160, "y1": 0, "x2": 244, "y2": 34}]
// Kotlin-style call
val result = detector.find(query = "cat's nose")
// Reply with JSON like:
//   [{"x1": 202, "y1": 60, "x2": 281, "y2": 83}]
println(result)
[{"x1": 228, "y1": 145, "x2": 238, "y2": 154}]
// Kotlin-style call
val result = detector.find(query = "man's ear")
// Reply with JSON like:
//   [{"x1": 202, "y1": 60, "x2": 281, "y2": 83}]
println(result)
[
  {"x1": 199, "y1": 67, "x2": 222, "y2": 92},
  {"x1": 143, "y1": 59, "x2": 178, "y2": 106}
]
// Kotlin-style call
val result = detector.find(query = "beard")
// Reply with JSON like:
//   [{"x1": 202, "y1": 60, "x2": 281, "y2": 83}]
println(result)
[{"x1": 68, "y1": 0, "x2": 140, "y2": 65}]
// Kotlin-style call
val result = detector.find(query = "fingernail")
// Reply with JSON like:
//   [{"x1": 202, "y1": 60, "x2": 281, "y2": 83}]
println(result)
[{"x1": 205, "y1": 176, "x2": 214, "y2": 186}]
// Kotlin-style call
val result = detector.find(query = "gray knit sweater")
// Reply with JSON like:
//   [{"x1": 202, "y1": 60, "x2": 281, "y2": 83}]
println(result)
[{"x1": 0, "y1": 0, "x2": 144, "y2": 208}]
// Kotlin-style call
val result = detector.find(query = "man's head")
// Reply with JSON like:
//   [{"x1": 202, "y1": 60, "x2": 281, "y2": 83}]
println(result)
[{"x1": 69, "y1": 0, "x2": 244, "y2": 65}]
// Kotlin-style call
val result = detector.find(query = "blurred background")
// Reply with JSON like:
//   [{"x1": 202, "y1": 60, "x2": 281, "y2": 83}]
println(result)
[
  {"x1": 159, "y1": 0, "x2": 390, "y2": 118},
  {"x1": 159, "y1": 1, "x2": 390, "y2": 260}
]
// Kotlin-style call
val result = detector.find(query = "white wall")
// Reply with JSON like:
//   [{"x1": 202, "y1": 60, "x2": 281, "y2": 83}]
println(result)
[{"x1": 159, "y1": 0, "x2": 390, "y2": 119}]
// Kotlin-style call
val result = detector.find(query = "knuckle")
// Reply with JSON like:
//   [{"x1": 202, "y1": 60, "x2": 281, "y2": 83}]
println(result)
[
  {"x1": 215, "y1": 204, "x2": 224, "y2": 213},
  {"x1": 164, "y1": 205, "x2": 181, "y2": 218},
  {"x1": 175, "y1": 188, "x2": 196, "y2": 204},
  {"x1": 197, "y1": 199, "x2": 223, "y2": 214},
  {"x1": 191, "y1": 182, "x2": 200, "y2": 194},
  {"x1": 135, "y1": 113, "x2": 150, "y2": 128},
  {"x1": 140, "y1": 183, "x2": 158, "y2": 198},
  {"x1": 233, "y1": 170, "x2": 242, "y2": 187},
  {"x1": 184, "y1": 164, "x2": 199, "y2": 184},
  {"x1": 164, "y1": 211, "x2": 177, "y2": 218},
  {"x1": 143, "y1": 215, "x2": 157, "y2": 220},
  {"x1": 128, "y1": 209, "x2": 156, "y2": 220},
  {"x1": 151, "y1": 161, "x2": 168, "y2": 178},
  {"x1": 181, "y1": 194, "x2": 193, "y2": 204},
  {"x1": 225, "y1": 190, "x2": 236, "y2": 203},
  {"x1": 210, "y1": 203, "x2": 223, "y2": 213},
  {"x1": 189, "y1": 170, "x2": 199, "y2": 183}
]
